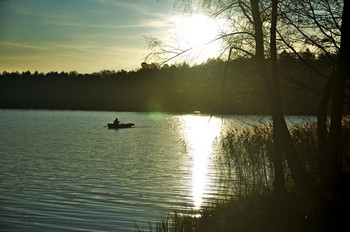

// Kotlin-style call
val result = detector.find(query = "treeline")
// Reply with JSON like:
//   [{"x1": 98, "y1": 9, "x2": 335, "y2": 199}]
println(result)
[{"x1": 0, "y1": 52, "x2": 335, "y2": 114}]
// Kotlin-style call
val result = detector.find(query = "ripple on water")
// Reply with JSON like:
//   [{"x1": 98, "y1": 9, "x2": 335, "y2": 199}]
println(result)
[{"x1": 0, "y1": 110, "x2": 253, "y2": 231}]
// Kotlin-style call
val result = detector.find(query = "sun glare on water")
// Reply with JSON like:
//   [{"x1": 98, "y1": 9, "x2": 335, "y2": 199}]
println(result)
[
  {"x1": 180, "y1": 115, "x2": 222, "y2": 209},
  {"x1": 174, "y1": 13, "x2": 224, "y2": 63}
]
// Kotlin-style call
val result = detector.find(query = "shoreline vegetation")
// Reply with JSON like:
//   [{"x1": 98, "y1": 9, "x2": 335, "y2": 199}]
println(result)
[
  {"x1": 136, "y1": 117, "x2": 350, "y2": 232},
  {"x1": 2, "y1": 56, "x2": 345, "y2": 115}
]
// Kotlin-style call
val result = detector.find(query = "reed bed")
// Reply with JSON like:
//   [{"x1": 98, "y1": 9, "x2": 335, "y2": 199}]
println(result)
[
  {"x1": 219, "y1": 123, "x2": 274, "y2": 195},
  {"x1": 136, "y1": 116, "x2": 350, "y2": 232}
]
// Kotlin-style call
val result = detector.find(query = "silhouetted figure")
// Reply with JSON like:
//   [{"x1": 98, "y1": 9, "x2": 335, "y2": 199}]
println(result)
[{"x1": 114, "y1": 117, "x2": 120, "y2": 125}]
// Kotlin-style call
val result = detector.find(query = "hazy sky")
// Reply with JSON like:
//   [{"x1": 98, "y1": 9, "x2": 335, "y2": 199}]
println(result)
[{"x1": 0, "y1": 0, "x2": 224, "y2": 73}]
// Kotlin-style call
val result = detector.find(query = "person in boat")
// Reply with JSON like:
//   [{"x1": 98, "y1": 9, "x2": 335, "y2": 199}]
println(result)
[{"x1": 114, "y1": 117, "x2": 120, "y2": 125}]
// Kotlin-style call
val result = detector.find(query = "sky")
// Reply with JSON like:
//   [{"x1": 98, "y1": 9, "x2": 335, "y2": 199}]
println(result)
[{"x1": 0, "y1": 0, "x2": 224, "y2": 73}]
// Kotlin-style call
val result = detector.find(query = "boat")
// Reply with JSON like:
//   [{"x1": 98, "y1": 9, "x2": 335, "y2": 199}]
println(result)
[{"x1": 107, "y1": 122, "x2": 135, "y2": 129}]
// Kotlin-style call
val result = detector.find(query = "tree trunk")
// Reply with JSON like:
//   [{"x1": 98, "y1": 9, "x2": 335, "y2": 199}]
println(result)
[
  {"x1": 250, "y1": 0, "x2": 312, "y2": 191},
  {"x1": 250, "y1": 0, "x2": 264, "y2": 61},
  {"x1": 324, "y1": 0, "x2": 350, "y2": 190},
  {"x1": 317, "y1": 74, "x2": 334, "y2": 178},
  {"x1": 270, "y1": 0, "x2": 285, "y2": 193}
]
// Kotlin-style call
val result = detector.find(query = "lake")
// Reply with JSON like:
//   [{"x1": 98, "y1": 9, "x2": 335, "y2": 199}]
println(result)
[{"x1": 0, "y1": 110, "x2": 309, "y2": 231}]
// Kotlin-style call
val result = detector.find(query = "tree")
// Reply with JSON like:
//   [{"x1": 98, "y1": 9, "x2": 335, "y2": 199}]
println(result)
[
  {"x1": 152, "y1": 0, "x2": 348, "y2": 193},
  {"x1": 172, "y1": 0, "x2": 314, "y2": 191},
  {"x1": 323, "y1": 0, "x2": 349, "y2": 190},
  {"x1": 270, "y1": 0, "x2": 285, "y2": 193},
  {"x1": 251, "y1": 0, "x2": 314, "y2": 191},
  {"x1": 278, "y1": 0, "x2": 348, "y2": 191}
]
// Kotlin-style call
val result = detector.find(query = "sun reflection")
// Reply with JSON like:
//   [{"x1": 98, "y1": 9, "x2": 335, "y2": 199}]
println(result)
[{"x1": 180, "y1": 115, "x2": 222, "y2": 209}]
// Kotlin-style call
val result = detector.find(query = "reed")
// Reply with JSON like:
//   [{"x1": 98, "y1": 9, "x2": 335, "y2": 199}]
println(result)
[
  {"x1": 135, "y1": 190, "x2": 319, "y2": 232},
  {"x1": 220, "y1": 115, "x2": 350, "y2": 188},
  {"x1": 135, "y1": 211, "x2": 200, "y2": 232},
  {"x1": 219, "y1": 123, "x2": 274, "y2": 195},
  {"x1": 135, "y1": 116, "x2": 350, "y2": 232}
]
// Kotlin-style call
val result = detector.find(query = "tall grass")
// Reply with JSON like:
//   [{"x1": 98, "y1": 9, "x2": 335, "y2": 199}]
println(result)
[
  {"x1": 219, "y1": 123, "x2": 274, "y2": 195},
  {"x1": 135, "y1": 116, "x2": 350, "y2": 232},
  {"x1": 135, "y1": 211, "x2": 200, "y2": 232},
  {"x1": 220, "y1": 116, "x2": 350, "y2": 189},
  {"x1": 135, "y1": 191, "x2": 321, "y2": 232}
]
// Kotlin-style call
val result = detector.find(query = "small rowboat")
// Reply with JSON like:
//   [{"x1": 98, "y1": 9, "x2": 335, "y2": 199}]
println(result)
[{"x1": 107, "y1": 123, "x2": 134, "y2": 129}]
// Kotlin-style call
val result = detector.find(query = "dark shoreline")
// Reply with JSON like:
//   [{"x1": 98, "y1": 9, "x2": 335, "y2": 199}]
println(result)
[
  {"x1": 0, "y1": 107, "x2": 324, "y2": 117},
  {"x1": 1, "y1": 58, "x2": 331, "y2": 116}
]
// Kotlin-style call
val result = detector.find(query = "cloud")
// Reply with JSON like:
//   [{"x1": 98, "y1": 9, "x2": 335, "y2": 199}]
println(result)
[
  {"x1": 0, "y1": 39, "x2": 146, "y2": 72},
  {"x1": 10, "y1": 0, "x2": 176, "y2": 31},
  {"x1": 0, "y1": 0, "x2": 180, "y2": 73},
  {"x1": 89, "y1": 0, "x2": 163, "y2": 15}
]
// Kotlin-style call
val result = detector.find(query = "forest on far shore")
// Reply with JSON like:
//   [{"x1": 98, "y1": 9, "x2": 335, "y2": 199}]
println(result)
[{"x1": 1, "y1": 51, "x2": 347, "y2": 115}]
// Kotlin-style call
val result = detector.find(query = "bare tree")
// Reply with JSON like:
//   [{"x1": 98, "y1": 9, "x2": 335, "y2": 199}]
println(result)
[
  {"x1": 278, "y1": 0, "x2": 348, "y2": 191},
  {"x1": 323, "y1": 0, "x2": 349, "y2": 190},
  {"x1": 150, "y1": 0, "x2": 348, "y2": 193}
]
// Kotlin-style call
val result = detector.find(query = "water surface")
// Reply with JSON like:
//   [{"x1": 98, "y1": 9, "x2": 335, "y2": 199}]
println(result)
[{"x1": 0, "y1": 110, "x2": 312, "y2": 231}]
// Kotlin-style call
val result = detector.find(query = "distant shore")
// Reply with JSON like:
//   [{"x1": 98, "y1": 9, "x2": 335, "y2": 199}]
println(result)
[{"x1": 1, "y1": 57, "x2": 340, "y2": 115}]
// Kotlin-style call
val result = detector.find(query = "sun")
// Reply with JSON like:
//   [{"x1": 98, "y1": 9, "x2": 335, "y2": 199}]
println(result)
[{"x1": 173, "y1": 13, "x2": 224, "y2": 63}]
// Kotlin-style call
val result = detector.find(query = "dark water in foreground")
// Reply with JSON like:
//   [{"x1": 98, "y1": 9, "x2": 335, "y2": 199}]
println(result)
[{"x1": 0, "y1": 110, "x2": 311, "y2": 231}]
